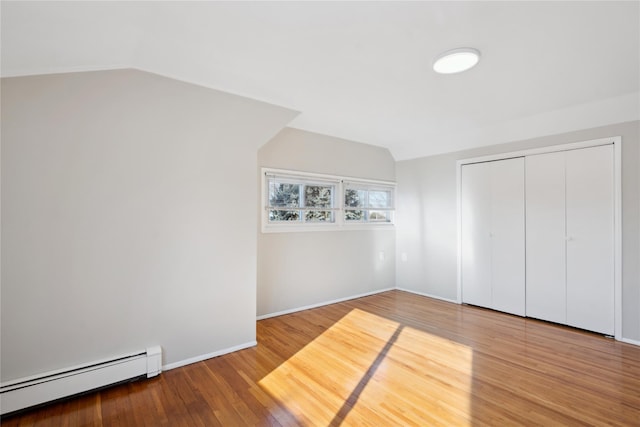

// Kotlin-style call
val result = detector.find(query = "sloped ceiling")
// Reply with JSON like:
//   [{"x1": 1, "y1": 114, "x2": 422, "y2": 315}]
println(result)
[{"x1": 2, "y1": 1, "x2": 638, "y2": 160}]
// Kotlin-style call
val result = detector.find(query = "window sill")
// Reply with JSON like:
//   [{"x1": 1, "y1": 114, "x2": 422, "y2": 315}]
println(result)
[{"x1": 261, "y1": 223, "x2": 395, "y2": 234}]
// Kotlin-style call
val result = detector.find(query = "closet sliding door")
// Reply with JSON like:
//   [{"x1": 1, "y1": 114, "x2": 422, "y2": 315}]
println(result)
[
  {"x1": 525, "y1": 152, "x2": 567, "y2": 324},
  {"x1": 525, "y1": 145, "x2": 614, "y2": 335},
  {"x1": 490, "y1": 159, "x2": 526, "y2": 316},
  {"x1": 565, "y1": 145, "x2": 614, "y2": 335},
  {"x1": 460, "y1": 162, "x2": 493, "y2": 309},
  {"x1": 461, "y1": 157, "x2": 525, "y2": 316}
]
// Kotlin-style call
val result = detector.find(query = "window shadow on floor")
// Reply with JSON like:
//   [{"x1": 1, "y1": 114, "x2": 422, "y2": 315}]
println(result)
[{"x1": 328, "y1": 324, "x2": 404, "y2": 426}]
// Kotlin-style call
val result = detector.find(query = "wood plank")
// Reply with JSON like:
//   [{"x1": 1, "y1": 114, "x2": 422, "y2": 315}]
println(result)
[{"x1": 2, "y1": 290, "x2": 639, "y2": 426}]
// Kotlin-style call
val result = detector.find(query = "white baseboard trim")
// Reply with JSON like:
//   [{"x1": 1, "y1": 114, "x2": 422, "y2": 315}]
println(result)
[
  {"x1": 162, "y1": 341, "x2": 257, "y2": 372},
  {"x1": 257, "y1": 287, "x2": 396, "y2": 320},
  {"x1": 395, "y1": 287, "x2": 458, "y2": 304},
  {"x1": 620, "y1": 337, "x2": 640, "y2": 347}
]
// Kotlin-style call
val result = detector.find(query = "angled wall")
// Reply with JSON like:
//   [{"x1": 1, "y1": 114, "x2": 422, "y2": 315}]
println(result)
[{"x1": 1, "y1": 69, "x2": 297, "y2": 381}]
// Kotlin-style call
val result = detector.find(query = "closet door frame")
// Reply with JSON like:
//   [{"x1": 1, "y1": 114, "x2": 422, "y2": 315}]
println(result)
[{"x1": 456, "y1": 136, "x2": 621, "y2": 340}]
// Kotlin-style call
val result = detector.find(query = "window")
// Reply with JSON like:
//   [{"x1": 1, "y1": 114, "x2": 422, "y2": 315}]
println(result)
[
  {"x1": 344, "y1": 183, "x2": 394, "y2": 223},
  {"x1": 267, "y1": 177, "x2": 337, "y2": 223},
  {"x1": 263, "y1": 168, "x2": 395, "y2": 232}
]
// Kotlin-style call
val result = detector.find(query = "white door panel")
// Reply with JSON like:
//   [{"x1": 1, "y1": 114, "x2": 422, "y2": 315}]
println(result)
[
  {"x1": 566, "y1": 145, "x2": 614, "y2": 335},
  {"x1": 525, "y1": 152, "x2": 567, "y2": 324},
  {"x1": 461, "y1": 162, "x2": 492, "y2": 308},
  {"x1": 491, "y1": 158, "x2": 525, "y2": 316},
  {"x1": 461, "y1": 158, "x2": 525, "y2": 315}
]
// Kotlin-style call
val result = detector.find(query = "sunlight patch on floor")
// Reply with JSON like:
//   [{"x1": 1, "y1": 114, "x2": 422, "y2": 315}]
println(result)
[{"x1": 258, "y1": 309, "x2": 473, "y2": 426}]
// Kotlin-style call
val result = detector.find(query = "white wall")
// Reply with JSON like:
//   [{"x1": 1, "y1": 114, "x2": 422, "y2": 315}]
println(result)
[
  {"x1": 396, "y1": 121, "x2": 640, "y2": 341},
  {"x1": 1, "y1": 69, "x2": 297, "y2": 381},
  {"x1": 257, "y1": 128, "x2": 396, "y2": 317}
]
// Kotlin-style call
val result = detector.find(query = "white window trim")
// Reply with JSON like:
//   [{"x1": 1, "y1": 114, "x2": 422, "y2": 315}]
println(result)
[{"x1": 261, "y1": 168, "x2": 396, "y2": 233}]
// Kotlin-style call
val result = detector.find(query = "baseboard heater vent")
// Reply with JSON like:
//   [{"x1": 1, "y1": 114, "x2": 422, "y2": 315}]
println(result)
[{"x1": 0, "y1": 346, "x2": 162, "y2": 416}]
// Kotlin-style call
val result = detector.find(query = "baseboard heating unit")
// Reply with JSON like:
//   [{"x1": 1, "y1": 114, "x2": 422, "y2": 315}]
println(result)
[{"x1": 0, "y1": 346, "x2": 162, "y2": 416}]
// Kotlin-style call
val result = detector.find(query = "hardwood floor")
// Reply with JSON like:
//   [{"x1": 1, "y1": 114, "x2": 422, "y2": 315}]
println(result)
[{"x1": 3, "y1": 290, "x2": 640, "y2": 426}]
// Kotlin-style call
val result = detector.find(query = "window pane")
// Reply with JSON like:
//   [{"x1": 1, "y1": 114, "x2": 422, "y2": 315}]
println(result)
[
  {"x1": 345, "y1": 188, "x2": 365, "y2": 208},
  {"x1": 345, "y1": 209, "x2": 365, "y2": 221},
  {"x1": 269, "y1": 210, "x2": 301, "y2": 221},
  {"x1": 369, "y1": 210, "x2": 391, "y2": 222},
  {"x1": 269, "y1": 182, "x2": 300, "y2": 208},
  {"x1": 369, "y1": 190, "x2": 391, "y2": 208},
  {"x1": 305, "y1": 185, "x2": 333, "y2": 208},
  {"x1": 305, "y1": 211, "x2": 334, "y2": 222}
]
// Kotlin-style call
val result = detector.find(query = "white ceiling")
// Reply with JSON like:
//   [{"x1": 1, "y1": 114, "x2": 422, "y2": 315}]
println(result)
[{"x1": 2, "y1": 1, "x2": 639, "y2": 160}]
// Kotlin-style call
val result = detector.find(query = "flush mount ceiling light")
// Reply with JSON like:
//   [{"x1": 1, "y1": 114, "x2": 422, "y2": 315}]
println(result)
[{"x1": 433, "y1": 48, "x2": 481, "y2": 74}]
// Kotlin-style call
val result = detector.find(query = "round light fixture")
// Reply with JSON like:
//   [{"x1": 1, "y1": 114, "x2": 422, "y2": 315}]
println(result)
[{"x1": 433, "y1": 48, "x2": 480, "y2": 74}]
